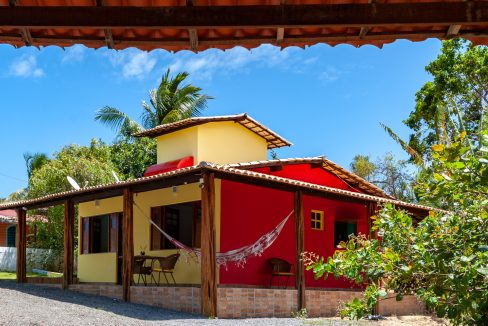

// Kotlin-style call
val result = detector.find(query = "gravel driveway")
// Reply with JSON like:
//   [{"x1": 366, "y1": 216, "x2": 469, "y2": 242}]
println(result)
[{"x1": 0, "y1": 281, "x2": 443, "y2": 326}]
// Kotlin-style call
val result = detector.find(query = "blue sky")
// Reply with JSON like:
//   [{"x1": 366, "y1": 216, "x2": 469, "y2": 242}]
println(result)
[{"x1": 0, "y1": 40, "x2": 442, "y2": 198}]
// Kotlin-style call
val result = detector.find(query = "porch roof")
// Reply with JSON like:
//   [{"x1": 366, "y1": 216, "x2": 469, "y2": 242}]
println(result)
[
  {"x1": 0, "y1": 162, "x2": 439, "y2": 217},
  {"x1": 134, "y1": 114, "x2": 292, "y2": 149},
  {"x1": 0, "y1": 1, "x2": 487, "y2": 51},
  {"x1": 227, "y1": 156, "x2": 390, "y2": 198}
]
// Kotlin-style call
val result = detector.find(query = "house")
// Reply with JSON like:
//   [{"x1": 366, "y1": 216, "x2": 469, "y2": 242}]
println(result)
[
  {"x1": 0, "y1": 209, "x2": 45, "y2": 247},
  {"x1": 0, "y1": 114, "x2": 432, "y2": 318}
]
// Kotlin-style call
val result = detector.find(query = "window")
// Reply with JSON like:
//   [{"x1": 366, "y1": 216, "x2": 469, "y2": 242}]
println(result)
[
  {"x1": 6, "y1": 225, "x2": 16, "y2": 247},
  {"x1": 81, "y1": 213, "x2": 121, "y2": 254},
  {"x1": 334, "y1": 221, "x2": 357, "y2": 247},
  {"x1": 311, "y1": 210, "x2": 324, "y2": 230},
  {"x1": 151, "y1": 201, "x2": 201, "y2": 250}
]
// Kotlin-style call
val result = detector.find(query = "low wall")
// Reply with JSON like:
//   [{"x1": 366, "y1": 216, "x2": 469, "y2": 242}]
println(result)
[
  {"x1": 0, "y1": 247, "x2": 62, "y2": 272},
  {"x1": 69, "y1": 283, "x2": 201, "y2": 314},
  {"x1": 67, "y1": 283, "x2": 426, "y2": 318}
]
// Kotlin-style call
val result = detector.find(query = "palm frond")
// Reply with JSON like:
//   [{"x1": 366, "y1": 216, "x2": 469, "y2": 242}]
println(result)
[
  {"x1": 95, "y1": 107, "x2": 142, "y2": 135},
  {"x1": 380, "y1": 123, "x2": 424, "y2": 166}
]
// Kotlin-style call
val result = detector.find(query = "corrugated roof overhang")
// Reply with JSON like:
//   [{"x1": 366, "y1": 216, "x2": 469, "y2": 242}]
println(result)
[{"x1": 0, "y1": 1, "x2": 487, "y2": 51}]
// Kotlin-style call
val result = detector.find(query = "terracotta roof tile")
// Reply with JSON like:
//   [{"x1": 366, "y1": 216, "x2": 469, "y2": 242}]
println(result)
[
  {"x1": 0, "y1": 162, "x2": 439, "y2": 215},
  {"x1": 226, "y1": 156, "x2": 390, "y2": 198},
  {"x1": 134, "y1": 113, "x2": 292, "y2": 149},
  {"x1": 0, "y1": 1, "x2": 486, "y2": 51}
]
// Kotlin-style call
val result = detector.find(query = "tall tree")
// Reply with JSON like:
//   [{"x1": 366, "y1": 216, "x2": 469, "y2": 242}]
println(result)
[
  {"x1": 24, "y1": 152, "x2": 49, "y2": 179},
  {"x1": 350, "y1": 155, "x2": 376, "y2": 181},
  {"x1": 95, "y1": 69, "x2": 213, "y2": 137},
  {"x1": 350, "y1": 153, "x2": 415, "y2": 201},
  {"x1": 383, "y1": 39, "x2": 487, "y2": 163}
]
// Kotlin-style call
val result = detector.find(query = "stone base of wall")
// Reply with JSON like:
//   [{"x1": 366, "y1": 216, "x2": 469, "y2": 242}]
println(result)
[
  {"x1": 305, "y1": 289, "x2": 363, "y2": 317},
  {"x1": 378, "y1": 295, "x2": 427, "y2": 316},
  {"x1": 218, "y1": 287, "x2": 298, "y2": 318},
  {"x1": 27, "y1": 277, "x2": 63, "y2": 285},
  {"x1": 69, "y1": 283, "x2": 200, "y2": 314},
  {"x1": 131, "y1": 286, "x2": 201, "y2": 314},
  {"x1": 67, "y1": 283, "x2": 426, "y2": 319}
]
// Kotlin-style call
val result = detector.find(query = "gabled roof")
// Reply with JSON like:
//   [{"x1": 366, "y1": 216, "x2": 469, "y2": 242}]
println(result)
[
  {"x1": 227, "y1": 157, "x2": 390, "y2": 199},
  {"x1": 0, "y1": 162, "x2": 438, "y2": 217},
  {"x1": 134, "y1": 113, "x2": 292, "y2": 149}
]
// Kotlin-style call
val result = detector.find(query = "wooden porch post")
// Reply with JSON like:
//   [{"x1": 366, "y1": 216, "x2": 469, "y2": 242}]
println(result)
[
  {"x1": 63, "y1": 199, "x2": 75, "y2": 289},
  {"x1": 201, "y1": 172, "x2": 217, "y2": 317},
  {"x1": 16, "y1": 208, "x2": 27, "y2": 283},
  {"x1": 294, "y1": 191, "x2": 305, "y2": 310},
  {"x1": 122, "y1": 188, "x2": 134, "y2": 302}
]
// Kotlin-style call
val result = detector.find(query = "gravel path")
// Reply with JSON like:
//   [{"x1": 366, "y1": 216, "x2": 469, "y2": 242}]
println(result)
[{"x1": 0, "y1": 281, "x2": 443, "y2": 326}]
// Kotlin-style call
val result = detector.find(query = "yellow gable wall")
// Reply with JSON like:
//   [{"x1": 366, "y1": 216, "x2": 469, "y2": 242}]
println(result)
[
  {"x1": 156, "y1": 127, "x2": 198, "y2": 164},
  {"x1": 77, "y1": 181, "x2": 221, "y2": 285},
  {"x1": 197, "y1": 122, "x2": 268, "y2": 165},
  {"x1": 155, "y1": 121, "x2": 268, "y2": 165}
]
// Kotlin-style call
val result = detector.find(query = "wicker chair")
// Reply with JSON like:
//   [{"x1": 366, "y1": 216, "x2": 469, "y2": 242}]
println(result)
[
  {"x1": 269, "y1": 258, "x2": 294, "y2": 288},
  {"x1": 133, "y1": 257, "x2": 156, "y2": 286},
  {"x1": 152, "y1": 253, "x2": 180, "y2": 285}
]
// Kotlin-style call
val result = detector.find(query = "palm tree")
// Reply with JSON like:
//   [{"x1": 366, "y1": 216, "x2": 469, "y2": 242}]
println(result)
[
  {"x1": 95, "y1": 69, "x2": 213, "y2": 137},
  {"x1": 24, "y1": 152, "x2": 49, "y2": 179}
]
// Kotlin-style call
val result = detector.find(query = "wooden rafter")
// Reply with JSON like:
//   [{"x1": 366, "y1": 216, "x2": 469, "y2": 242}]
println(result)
[
  {"x1": 95, "y1": 0, "x2": 115, "y2": 49},
  {"x1": 1, "y1": 3, "x2": 487, "y2": 29},
  {"x1": 186, "y1": 0, "x2": 198, "y2": 51},
  {"x1": 8, "y1": 0, "x2": 33, "y2": 46}
]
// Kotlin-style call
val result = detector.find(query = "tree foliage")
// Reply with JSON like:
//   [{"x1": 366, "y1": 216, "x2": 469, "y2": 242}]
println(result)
[
  {"x1": 305, "y1": 133, "x2": 488, "y2": 325},
  {"x1": 405, "y1": 39, "x2": 487, "y2": 161},
  {"x1": 95, "y1": 68, "x2": 213, "y2": 138},
  {"x1": 28, "y1": 140, "x2": 118, "y2": 251},
  {"x1": 350, "y1": 153, "x2": 415, "y2": 201}
]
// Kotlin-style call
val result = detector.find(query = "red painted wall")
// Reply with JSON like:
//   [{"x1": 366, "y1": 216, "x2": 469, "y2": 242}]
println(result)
[
  {"x1": 252, "y1": 164, "x2": 362, "y2": 193},
  {"x1": 219, "y1": 163, "x2": 370, "y2": 288}
]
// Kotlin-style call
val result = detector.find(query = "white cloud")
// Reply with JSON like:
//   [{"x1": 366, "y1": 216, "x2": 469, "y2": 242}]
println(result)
[
  {"x1": 168, "y1": 45, "x2": 296, "y2": 80},
  {"x1": 9, "y1": 55, "x2": 44, "y2": 78},
  {"x1": 319, "y1": 66, "x2": 342, "y2": 82},
  {"x1": 102, "y1": 49, "x2": 157, "y2": 79},
  {"x1": 62, "y1": 45, "x2": 85, "y2": 64}
]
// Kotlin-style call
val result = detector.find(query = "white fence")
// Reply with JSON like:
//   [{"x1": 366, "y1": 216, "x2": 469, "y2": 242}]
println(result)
[{"x1": 0, "y1": 247, "x2": 61, "y2": 272}]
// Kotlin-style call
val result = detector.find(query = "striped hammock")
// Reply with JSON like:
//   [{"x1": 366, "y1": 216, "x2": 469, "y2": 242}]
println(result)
[{"x1": 135, "y1": 202, "x2": 292, "y2": 268}]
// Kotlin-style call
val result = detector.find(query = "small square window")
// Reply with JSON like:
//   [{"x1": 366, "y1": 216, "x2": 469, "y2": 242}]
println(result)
[{"x1": 311, "y1": 210, "x2": 324, "y2": 230}]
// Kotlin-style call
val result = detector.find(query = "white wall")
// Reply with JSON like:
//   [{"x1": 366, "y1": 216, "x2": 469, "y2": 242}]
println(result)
[{"x1": 0, "y1": 247, "x2": 60, "y2": 272}]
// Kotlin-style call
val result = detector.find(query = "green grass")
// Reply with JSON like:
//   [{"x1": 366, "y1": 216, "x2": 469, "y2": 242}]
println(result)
[{"x1": 0, "y1": 271, "x2": 62, "y2": 280}]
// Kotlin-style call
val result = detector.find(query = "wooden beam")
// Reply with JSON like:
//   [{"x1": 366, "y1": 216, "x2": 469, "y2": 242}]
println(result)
[
  {"x1": 201, "y1": 172, "x2": 217, "y2": 317},
  {"x1": 122, "y1": 188, "x2": 134, "y2": 302},
  {"x1": 359, "y1": 0, "x2": 375, "y2": 39},
  {"x1": 63, "y1": 199, "x2": 75, "y2": 289},
  {"x1": 0, "y1": 3, "x2": 487, "y2": 29},
  {"x1": 8, "y1": 0, "x2": 33, "y2": 46},
  {"x1": 103, "y1": 28, "x2": 115, "y2": 49},
  {"x1": 446, "y1": 24, "x2": 462, "y2": 37},
  {"x1": 294, "y1": 191, "x2": 305, "y2": 311},
  {"x1": 16, "y1": 208, "x2": 26, "y2": 283},
  {"x1": 189, "y1": 29, "x2": 198, "y2": 51},
  {"x1": 276, "y1": 27, "x2": 284, "y2": 45},
  {"x1": 1, "y1": 30, "x2": 487, "y2": 51}
]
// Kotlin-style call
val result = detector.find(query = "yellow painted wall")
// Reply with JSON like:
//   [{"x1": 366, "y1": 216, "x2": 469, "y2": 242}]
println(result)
[
  {"x1": 77, "y1": 180, "x2": 222, "y2": 285},
  {"x1": 197, "y1": 122, "x2": 268, "y2": 164},
  {"x1": 78, "y1": 196, "x2": 122, "y2": 283},
  {"x1": 155, "y1": 121, "x2": 268, "y2": 166},
  {"x1": 156, "y1": 127, "x2": 198, "y2": 164}
]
